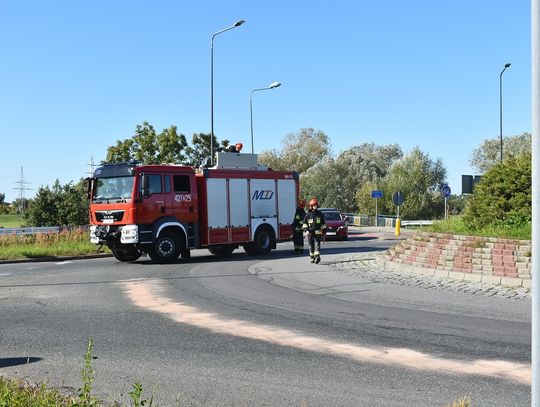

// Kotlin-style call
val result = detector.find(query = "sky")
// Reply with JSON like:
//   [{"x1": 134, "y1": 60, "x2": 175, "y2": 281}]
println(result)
[{"x1": 0, "y1": 0, "x2": 532, "y2": 203}]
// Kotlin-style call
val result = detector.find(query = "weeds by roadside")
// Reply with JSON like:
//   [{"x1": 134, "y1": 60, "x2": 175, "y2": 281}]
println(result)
[{"x1": 446, "y1": 395, "x2": 472, "y2": 407}]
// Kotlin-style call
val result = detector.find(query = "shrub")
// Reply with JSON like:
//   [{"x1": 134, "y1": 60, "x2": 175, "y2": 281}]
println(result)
[{"x1": 463, "y1": 153, "x2": 531, "y2": 229}]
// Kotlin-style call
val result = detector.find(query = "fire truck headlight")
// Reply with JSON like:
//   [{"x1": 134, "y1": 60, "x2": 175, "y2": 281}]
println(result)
[
  {"x1": 90, "y1": 226, "x2": 99, "y2": 244},
  {"x1": 120, "y1": 225, "x2": 138, "y2": 244}
]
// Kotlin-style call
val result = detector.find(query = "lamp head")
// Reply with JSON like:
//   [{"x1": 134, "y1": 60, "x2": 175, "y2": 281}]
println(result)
[
  {"x1": 505, "y1": 63, "x2": 511, "y2": 68},
  {"x1": 269, "y1": 81, "x2": 281, "y2": 89},
  {"x1": 234, "y1": 20, "x2": 245, "y2": 27}
]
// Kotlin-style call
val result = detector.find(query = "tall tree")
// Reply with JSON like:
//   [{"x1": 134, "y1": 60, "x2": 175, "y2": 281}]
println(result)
[
  {"x1": 184, "y1": 133, "x2": 230, "y2": 168},
  {"x1": 470, "y1": 132, "x2": 531, "y2": 173},
  {"x1": 105, "y1": 122, "x2": 188, "y2": 165},
  {"x1": 374, "y1": 147, "x2": 447, "y2": 219},
  {"x1": 301, "y1": 143, "x2": 402, "y2": 212},
  {"x1": 259, "y1": 128, "x2": 331, "y2": 173}
]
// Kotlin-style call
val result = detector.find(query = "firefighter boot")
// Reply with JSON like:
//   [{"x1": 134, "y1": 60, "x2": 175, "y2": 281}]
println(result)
[
  {"x1": 309, "y1": 252, "x2": 315, "y2": 263},
  {"x1": 315, "y1": 255, "x2": 321, "y2": 264}
]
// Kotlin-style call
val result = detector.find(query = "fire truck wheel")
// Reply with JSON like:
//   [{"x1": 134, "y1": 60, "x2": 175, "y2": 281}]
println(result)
[
  {"x1": 244, "y1": 226, "x2": 274, "y2": 255},
  {"x1": 148, "y1": 231, "x2": 182, "y2": 263},
  {"x1": 208, "y1": 245, "x2": 235, "y2": 256},
  {"x1": 111, "y1": 245, "x2": 142, "y2": 262}
]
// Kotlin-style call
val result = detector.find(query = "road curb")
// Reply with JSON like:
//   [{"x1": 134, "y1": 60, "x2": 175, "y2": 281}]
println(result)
[{"x1": 0, "y1": 253, "x2": 113, "y2": 265}]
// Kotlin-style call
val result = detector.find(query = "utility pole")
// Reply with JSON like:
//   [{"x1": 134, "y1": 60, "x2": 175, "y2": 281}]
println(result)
[
  {"x1": 87, "y1": 156, "x2": 96, "y2": 177},
  {"x1": 531, "y1": 0, "x2": 539, "y2": 405},
  {"x1": 12, "y1": 167, "x2": 32, "y2": 214}
]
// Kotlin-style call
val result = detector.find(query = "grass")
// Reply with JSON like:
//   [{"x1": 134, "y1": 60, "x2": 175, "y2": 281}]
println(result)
[
  {"x1": 446, "y1": 395, "x2": 472, "y2": 407},
  {"x1": 0, "y1": 228, "x2": 109, "y2": 260},
  {"x1": 0, "y1": 214, "x2": 24, "y2": 228},
  {"x1": 424, "y1": 216, "x2": 531, "y2": 241}
]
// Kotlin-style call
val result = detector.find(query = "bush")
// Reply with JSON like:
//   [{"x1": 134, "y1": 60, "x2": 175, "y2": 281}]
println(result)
[{"x1": 463, "y1": 153, "x2": 531, "y2": 229}]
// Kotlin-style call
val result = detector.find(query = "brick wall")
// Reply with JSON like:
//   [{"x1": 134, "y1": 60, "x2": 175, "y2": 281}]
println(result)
[{"x1": 385, "y1": 232, "x2": 532, "y2": 287}]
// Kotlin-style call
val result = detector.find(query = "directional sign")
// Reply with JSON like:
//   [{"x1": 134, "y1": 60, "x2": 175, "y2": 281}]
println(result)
[
  {"x1": 441, "y1": 184, "x2": 451, "y2": 198},
  {"x1": 392, "y1": 190, "x2": 404, "y2": 206},
  {"x1": 371, "y1": 190, "x2": 383, "y2": 198}
]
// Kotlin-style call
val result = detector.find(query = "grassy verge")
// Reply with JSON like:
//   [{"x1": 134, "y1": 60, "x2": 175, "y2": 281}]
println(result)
[
  {"x1": 0, "y1": 214, "x2": 24, "y2": 228},
  {"x1": 0, "y1": 339, "x2": 154, "y2": 407},
  {"x1": 423, "y1": 216, "x2": 531, "y2": 240},
  {"x1": 0, "y1": 228, "x2": 109, "y2": 260}
]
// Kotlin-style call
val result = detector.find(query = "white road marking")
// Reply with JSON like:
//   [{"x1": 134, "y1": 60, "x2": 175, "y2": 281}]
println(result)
[
  {"x1": 55, "y1": 261, "x2": 72, "y2": 265},
  {"x1": 121, "y1": 279, "x2": 531, "y2": 385}
]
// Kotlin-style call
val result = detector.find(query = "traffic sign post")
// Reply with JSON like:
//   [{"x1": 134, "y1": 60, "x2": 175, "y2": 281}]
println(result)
[
  {"x1": 371, "y1": 190, "x2": 383, "y2": 227},
  {"x1": 441, "y1": 184, "x2": 451, "y2": 220},
  {"x1": 392, "y1": 191, "x2": 404, "y2": 236}
]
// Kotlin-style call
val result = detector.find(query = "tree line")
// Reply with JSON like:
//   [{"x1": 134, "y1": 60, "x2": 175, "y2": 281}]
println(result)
[{"x1": 1, "y1": 122, "x2": 530, "y2": 227}]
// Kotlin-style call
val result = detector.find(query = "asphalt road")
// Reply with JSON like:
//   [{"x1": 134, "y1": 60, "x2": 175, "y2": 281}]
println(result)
[{"x1": 0, "y1": 229, "x2": 531, "y2": 406}]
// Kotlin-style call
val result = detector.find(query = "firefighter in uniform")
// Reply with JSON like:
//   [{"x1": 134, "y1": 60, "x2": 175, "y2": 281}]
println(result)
[
  {"x1": 291, "y1": 199, "x2": 306, "y2": 254},
  {"x1": 302, "y1": 198, "x2": 327, "y2": 263}
]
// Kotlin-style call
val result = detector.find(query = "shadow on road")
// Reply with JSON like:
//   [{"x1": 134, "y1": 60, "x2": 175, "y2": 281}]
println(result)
[{"x1": 0, "y1": 357, "x2": 42, "y2": 368}]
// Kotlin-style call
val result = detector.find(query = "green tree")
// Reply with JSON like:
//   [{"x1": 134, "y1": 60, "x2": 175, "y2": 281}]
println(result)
[
  {"x1": 184, "y1": 133, "x2": 230, "y2": 168},
  {"x1": 379, "y1": 147, "x2": 447, "y2": 219},
  {"x1": 25, "y1": 184, "x2": 58, "y2": 226},
  {"x1": 259, "y1": 128, "x2": 332, "y2": 173},
  {"x1": 24, "y1": 179, "x2": 89, "y2": 226},
  {"x1": 301, "y1": 142, "x2": 402, "y2": 212},
  {"x1": 105, "y1": 122, "x2": 188, "y2": 165},
  {"x1": 463, "y1": 152, "x2": 531, "y2": 228},
  {"x1": 470, "y1": 132, "x2": 531, "y2": 173}
]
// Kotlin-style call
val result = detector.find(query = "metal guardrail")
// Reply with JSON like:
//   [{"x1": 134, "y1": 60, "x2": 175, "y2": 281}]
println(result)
[
  {"x1": 0, "y1": 226, "x2": 60, "y2": 236},
  {"x1": 347, "y1": 215, "x2": 433, "y2": 228},
  {"x1": 401, "y1": 220, "x2": 434, "y2": 226}
]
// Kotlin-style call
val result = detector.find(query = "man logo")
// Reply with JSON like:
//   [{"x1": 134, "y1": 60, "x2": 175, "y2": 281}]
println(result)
[{"x1": 252, "y1": 190, "x2": 274, "y2": 200}]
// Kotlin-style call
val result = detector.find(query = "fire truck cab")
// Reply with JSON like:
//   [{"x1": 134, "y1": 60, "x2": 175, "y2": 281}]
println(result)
[{"x1": 88, "y1": 153, "x2": 299, "y2": 263}]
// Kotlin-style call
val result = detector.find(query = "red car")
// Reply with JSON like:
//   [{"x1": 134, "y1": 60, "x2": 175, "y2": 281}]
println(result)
[{"x1": 319, "y1": 208, "x2": 348, "y2": 240}]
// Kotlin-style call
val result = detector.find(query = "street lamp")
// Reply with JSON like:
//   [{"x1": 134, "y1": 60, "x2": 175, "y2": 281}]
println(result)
[
  {"x1": 499, "y1": 62, "x2": 511, "y2": 162},
  {"x1": 250, "y1": 81, "x2": 281, "y2": 154},
  {"x1": 210, "y1": 19, "x2": 245, "y2": 166}
]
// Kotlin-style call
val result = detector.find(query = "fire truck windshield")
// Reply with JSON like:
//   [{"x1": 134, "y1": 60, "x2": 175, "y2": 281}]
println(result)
[{"x1": 93, "y1": 176, "x2": 135, "y2": 203}]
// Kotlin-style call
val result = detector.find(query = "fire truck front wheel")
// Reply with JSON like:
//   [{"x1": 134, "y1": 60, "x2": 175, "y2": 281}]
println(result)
[
  {"x1": 148, "y1": 231, "x2": 183, "y2": 264},
  {"x1": 243, "y1": 226, "x2": 275, "y2": 255},
  {"x1": 111, "y1": 245, "x2": 142, "y2": 262}
]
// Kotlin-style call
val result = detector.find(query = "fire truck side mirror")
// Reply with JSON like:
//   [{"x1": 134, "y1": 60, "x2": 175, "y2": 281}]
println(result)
[
  {"x1": 84, "y1": 177, "x2": 93, "y2": 200},
  {"x1": 141, "y1": 174, "x2": 150, "y2": 198}
]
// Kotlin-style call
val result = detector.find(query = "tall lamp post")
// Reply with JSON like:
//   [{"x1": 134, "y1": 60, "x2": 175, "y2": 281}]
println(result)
[
  {"x1": 499, "y1": 62, "x2": 511, "y2": 162},
  {"x1": 250, "y1": 81, "x2": 281, "y2": 154},
  {"x1": 210, "y1": 19, "x2": 245, "y2": 166}
]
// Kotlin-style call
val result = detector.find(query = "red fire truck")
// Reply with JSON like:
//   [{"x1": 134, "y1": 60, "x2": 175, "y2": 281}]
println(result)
[{"x1": 88, "y1": 152, "x2": 299, "y2": 263}]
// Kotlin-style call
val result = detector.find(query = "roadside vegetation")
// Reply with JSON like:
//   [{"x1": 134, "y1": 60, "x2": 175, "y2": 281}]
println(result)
[
  {"x1": 0, "y1": 339, "x2": 155, "y2": 407},
  {"x1": 0, "y1": 228, "x2": 108, "y2": 261},
  {"x1": 425, "y1": 216, "x2": 531, "y2": 240}
]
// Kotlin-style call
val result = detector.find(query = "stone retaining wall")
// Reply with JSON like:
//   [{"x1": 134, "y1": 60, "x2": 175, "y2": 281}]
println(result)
[{"x1": 385, "y1": 231, "x2": 532, "y2": 287}]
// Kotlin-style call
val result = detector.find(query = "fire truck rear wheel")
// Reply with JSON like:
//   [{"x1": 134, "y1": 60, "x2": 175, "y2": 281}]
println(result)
[
  {"x1": 148, "y1": 231, "x2": 182, "y2": 264},
  {"x1": 111, "y1": 245, "x2": 142, "y2": 262},
  {"x1": 244, "y1": 226, "x2": 274, "y2": 255}
]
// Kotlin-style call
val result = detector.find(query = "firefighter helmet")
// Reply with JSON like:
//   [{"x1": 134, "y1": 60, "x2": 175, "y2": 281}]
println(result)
[{"x1": 309, "y1": 198, "x2": 319, "y2": 208}]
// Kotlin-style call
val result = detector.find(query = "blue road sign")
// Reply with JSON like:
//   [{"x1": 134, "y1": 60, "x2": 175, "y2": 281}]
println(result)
[
  {"x1": 392, "y1": 190, "x2": 404, "y2": 206},
  {"x1": 441, "y1": 184, "x2": 451, "y2": 198},
  {"x1": 371, "y1": 190, "x2": 383, "y2": 198}
]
